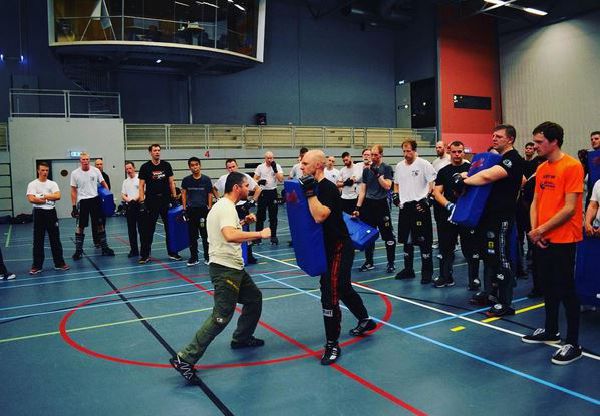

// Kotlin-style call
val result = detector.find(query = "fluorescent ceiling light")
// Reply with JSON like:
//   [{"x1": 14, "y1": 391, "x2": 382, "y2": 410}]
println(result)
[
  {"x1": 484, "y1": 0, "x2": 506, "y2": 4},
  {"x1": 156, "y1": 59, "x2": 162, "y2": 63},
  {"x1": 174, "y1": 1, "x2": 190, "y2": 7},
  {"x1": 234, "y1": 3, "x2": 245, "y2": 11},
  {"x1": 524, "y1": 7, "x2": 548, "y2": 16},
  {"x1": 196, "y1": 1, "x2": 219, "y2": 8}
]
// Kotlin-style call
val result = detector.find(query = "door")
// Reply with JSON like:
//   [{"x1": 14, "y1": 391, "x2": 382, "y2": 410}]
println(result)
[
  {"x1": 50, "y1": 160, "x2": 80, "y2": 219},
  {"x1": 395, "y1": 83, "x2": 411, "y2": 128}
]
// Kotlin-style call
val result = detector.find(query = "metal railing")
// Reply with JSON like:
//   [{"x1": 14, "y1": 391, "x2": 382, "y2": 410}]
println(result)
[
  {"x1": 9, "y1": 88, "x2": 121, "y2": 118},
  {"x1": 125, "y1": 124, "x2": 437, "y2": 150}
]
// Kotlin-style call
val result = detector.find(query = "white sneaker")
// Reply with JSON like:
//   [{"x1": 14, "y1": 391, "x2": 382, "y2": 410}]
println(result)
[{"x1": 1, "y1": 272, "x2": 16, "y2": 280}]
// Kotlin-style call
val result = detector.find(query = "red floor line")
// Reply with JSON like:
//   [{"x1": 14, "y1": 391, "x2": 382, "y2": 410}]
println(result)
[{"x1": 156, "y1": 260, "x2": 427, "y2": 415}]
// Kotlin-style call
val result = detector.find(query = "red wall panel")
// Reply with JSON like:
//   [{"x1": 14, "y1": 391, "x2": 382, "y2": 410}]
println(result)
[{"x1": 438, "y1": 12, "x2": 502, "y2": 153}]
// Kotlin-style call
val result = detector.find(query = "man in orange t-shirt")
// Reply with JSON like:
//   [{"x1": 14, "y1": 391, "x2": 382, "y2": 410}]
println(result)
[{"x1": 523, "y1": 121, "x2": 584, "y2": 365}]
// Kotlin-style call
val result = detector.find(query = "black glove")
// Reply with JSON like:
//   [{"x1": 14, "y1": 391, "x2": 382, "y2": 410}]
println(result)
[
  {"x1": 270, "y1": 161, "x2": 278, "y2": 173},
  {"x1": 71, "y1": 205, "x2": 79, "y2": 218},
  {"x1": 370, "y1": 164, "x2": 381, "y2": 178},
  {"x1": 245, "y1": 199, "x2": 256, "y2": 209},
  {"x1": 343, "y1": 178, "x2": 354, "y2": 187},
  {"x1": 258, "y1": 179, "x2": 267, "y2": 186},
  {"x1": 392, "y1": 192, "x2": 400, "y2": 207},
  {"x1": 452, "y1": 173, "x2": 466, "y2": 194},
  {"x1": 299, "y1": 175, "x2": 317, "y2": 198}
]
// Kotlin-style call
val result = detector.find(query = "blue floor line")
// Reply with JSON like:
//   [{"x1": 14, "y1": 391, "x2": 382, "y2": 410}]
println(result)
[{"x1": 261, "y1": 273, "x2": 600, "y2": 407}]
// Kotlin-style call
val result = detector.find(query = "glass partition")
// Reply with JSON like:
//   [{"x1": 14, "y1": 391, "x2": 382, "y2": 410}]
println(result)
[{"x1": 51, "y1": 0, "x2": 261, "y2": 59}]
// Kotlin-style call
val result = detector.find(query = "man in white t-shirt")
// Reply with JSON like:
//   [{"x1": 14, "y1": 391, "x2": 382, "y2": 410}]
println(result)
[
  {"x1": 254, "y1": 151, "x2": 283, "y2": 245},
  {"x1": 585, "y1": 180, "x2": 600, "y2": 237},
  {"x1": 121, "y1": 161, "x2": 141, "y2": 258},
  {"x1": 337, "y1": 152, "x2": 362, "y2": 214},
  {"x1": 432, "y1": 141, "x2": 451, "y2": 173},
  {"x1": 170, "y1": 171, "x2": 270, "y2": 384},
  {"x1": 288, "y1": 147, "x2": 308, "y2": 180},
  {"x1": 26, "y1": 161, "x2": 69, "y2": 275},
  {"x1": 324, "y1": 155, "x2": 341, "y2": 184},
  {"x1": 70, "y1": 152, "x2": 114, "y2": 260},
  {"x1": 393, "y1": 140, "x2": 437, "y2": 283},
  {"x1": 214, "y1": 158, "x2": 262, "y2": 264}
]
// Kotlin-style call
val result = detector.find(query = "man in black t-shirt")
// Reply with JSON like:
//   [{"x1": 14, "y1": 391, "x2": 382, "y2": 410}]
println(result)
[
  {"x1": 138, "y1": 144, "x2": 180, "y2": 263},
  {"x1": 432, "y1": 141, "x2": 480, "y2": 290},
  {"x1": 458, "y1": 125, "x2": 525, "y2": 317},
  {"x1": 299, "y1": 150, "x2": 376, "y2": 366},
  {"x1": 181, "y1": 157, "x2": 213, "y2": 266}
]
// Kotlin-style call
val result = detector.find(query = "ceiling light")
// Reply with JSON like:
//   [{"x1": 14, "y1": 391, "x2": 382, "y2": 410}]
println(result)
[
  {"x1": 196, "y1": 1, "x2": 219, "y2": 8},
  {"x1": 156, "y1": 59, "x2": 162, "y2": 63},
  {"x1": 234, "y1": 3, "x2": 245, "y2": 11},
  {"x1": 484, "y1": 0, "x2": 506, "y2": 4},
  {"x1": 524, "y1": 7, "x2": 548, "y2": 16}
]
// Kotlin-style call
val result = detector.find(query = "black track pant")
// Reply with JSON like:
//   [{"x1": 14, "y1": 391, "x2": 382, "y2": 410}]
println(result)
[
  {"x1": 32, "y1": 208, "x2": 65, "y2": 269},
  {"x1": 360, "y1": 198, "x2": 396, "y2": 265},
  {"x1": 321, "y1": 239, "x2": 369, "y2": 342},
  {"x1": 126, "y1": 202, "x2": 142, "y2": 255},
  {"x1": 537, "y1": 243, "x2": 579, "y2": 345},
  {"x1": 256, "y1": 189, "x2": 278, "y2": 238},
  {"x1": 141, "y1": 198, "x2": 175, "y2": 258},
  {"x1": 187, "y1": 206, "x2": 209, "y2": 262},
  {"x1": 437, "y1": 216, "x2": 479, "y2": 284}
]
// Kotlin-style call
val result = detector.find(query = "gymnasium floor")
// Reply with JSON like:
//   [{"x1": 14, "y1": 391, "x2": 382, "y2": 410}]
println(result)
[{"x1": 1, "y1": 210, "x2": 599, "y2": 416}]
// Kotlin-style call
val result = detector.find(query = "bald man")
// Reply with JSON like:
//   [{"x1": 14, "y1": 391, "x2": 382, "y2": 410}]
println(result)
[
  {"x1": 254, "y1": 151, "x2": 284, "y2": 245},
  {"x1": 299, "y1": 150, "x2": 376, "y2": 365},
  {"x1": 432, "y1": 141, "x2": 451, "y2": 172}
]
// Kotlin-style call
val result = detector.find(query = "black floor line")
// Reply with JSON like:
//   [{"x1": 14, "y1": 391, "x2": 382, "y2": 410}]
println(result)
[{"x1": 84, "y1": 254, "x2": 235, "y2": 416}]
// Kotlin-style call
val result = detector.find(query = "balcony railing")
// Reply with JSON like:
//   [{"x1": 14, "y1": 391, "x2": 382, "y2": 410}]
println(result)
[{"x1": 9, "y1": 89, "x2": 121, "y2": 118}]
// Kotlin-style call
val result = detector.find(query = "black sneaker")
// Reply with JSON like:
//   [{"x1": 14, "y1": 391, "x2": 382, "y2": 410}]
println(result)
[
  {"x1": 270, "y1": 237, "x2": 279, "y2": 245},
  {"x1": 468, "y1": 278, "x2": 481, "y2": 291},
  {"x1": 169, "y1": 253, "x2": 183, "y2": 261},
  {"x1": 395, "y1": 269, "x2": 415, "y2": 280},
  {"x1": 521, "y1": 328, "x2": 561, "y2": 344},
  {"x1": 485, "y1": 304, "x2": 515, "y2": 317},
  {"x1": 386, "y1": 263, "x2": 395, "y2": 273},
  {"x1": 72, "y1": 251, "x2": 83, "y2": 261},
  {"x1": 102, "y1": 247, "x2": 115, "y2": 256},
  {"x1": 433, "y1": 277, "x2": 455, "y2": 288},
  {"x1": 349, "y1": 318, "x2": 377, "y2": 336},
  {"x1": 247, "y1": 256, "x2": 258, "y2": 265},
  {"x1": 321, "y1": 342, "x2": 341, "y2": 365},
  {"x1": 138, "y1": 257, "x2": 150, "y2": 264},
  {"x1": 358, "y1": 263, "x2": 374, "y2": 272},
  {"x1": 186, "y1": 258, "x2": 200, "y2": 267},
  {"x1": 420, "y1": 276, "x2": 432, "y2": 285},
  {"x1": 230, "y1": 336, "x2": 265, "y2": 350},
  {"x1": 551, "y1": 344, "x2": 583, "y2": 365},
  {"x1": 470, "y1": 291, "x2": 491, "y2": 305},
  {"x1": 169, "y1": 355, "x2": 198, "y2": 383}
]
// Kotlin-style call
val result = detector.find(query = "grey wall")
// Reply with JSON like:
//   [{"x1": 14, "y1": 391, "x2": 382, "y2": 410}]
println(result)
[
  {"x1": 8, "y1": 118, "x2": 125, "y2": 216},
  {"x1": 500, "y1": 10, "x2": 600, "y2": 155}
]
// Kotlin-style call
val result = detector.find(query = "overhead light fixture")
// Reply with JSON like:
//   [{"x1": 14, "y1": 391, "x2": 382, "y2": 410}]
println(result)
[
  {"x1": 174, "y1": 1, "x2": 190, "y2": 7},
  {"x1": 0, "y1": 54, "x2": 3, "y2": 62},
  {"x1": 196, "y1": 1, "x2": 219, "y2": 8},
  {"x1": 484, "y1": 0, "x2": 548, "y2": 17},
  {"x1": 234, "y1": 3, "x2": 245, "y2": 11},
  {"x1": 523, "y1": 7, "x2": 548, "y2": 16},
  {"x1": 156, "y1": 59, "x2": 162, "y2": 63}
]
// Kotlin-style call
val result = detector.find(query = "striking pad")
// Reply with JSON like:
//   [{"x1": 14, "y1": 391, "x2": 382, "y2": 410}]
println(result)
[
  {"x1": 343, "y1": 212, "x2": 379, "y2": 251},
  {"x1": 450, "y1": 152, "x2": 502, "y2": 228},
  {"x1": 576, "y1": 236, "x2": 600, "y2": 306},
  {"x1": 587, "y1": 149, "x2": 600, "y2": 192},
  {"x1": 284, "y1": 180, "x2": 327, "y2": 276},
  {"x1": 167, "y1": 205, "x2": 190, "y2": 253},
  {"x1": 97, "y1": 186, "x2": 116, "y2": 217}
]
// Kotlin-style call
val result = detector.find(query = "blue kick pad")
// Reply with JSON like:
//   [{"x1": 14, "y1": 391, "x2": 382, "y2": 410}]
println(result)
[
  {"x1": 241, "y1": 224, "x2": 249, "y2": 265},
  {"x1": 284, "y1": 180, "x2": 327, "y2": 276},
  {"x1": 576, "y1": 237, "x2": 600, "y2": 306},
  {"x1": 450, "y1": 152, "x2": 502, "y2": 228},
  {"x1": 97, "y1": 186, "x2": 116, "y2": 217},
  {"x1": 166, "y1": 205, "x2": 190, "y2": 253},
  {"x1": 343, "y1": 213, "x2": 379, "y2": 251},
  {"x1": 587, "y1": 149, "x2": 600, "y2": 191}
]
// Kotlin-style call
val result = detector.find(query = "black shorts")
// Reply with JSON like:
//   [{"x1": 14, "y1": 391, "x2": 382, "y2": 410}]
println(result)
[
  {"x1": 397, "y1": 199, "x2": 433, "y2": 245},
  {"x1": 77, "y1": 196, "x2": 103, "y2": 229}
]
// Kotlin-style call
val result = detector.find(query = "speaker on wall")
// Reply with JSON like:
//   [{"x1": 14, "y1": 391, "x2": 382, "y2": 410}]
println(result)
[{"x1": 255, "y1": 113, "x2": 267, "y2": 125}]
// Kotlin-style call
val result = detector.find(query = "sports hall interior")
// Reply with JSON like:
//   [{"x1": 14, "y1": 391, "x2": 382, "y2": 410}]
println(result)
[{"x1": 0, "y1": 1, "x2": 599, "y2": 415}]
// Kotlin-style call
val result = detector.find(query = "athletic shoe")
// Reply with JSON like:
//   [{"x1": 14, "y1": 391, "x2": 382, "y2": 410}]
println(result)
[
  {"x1": 168, "y1": 253, "x2": 182, "y2": 261},
  {"x1": 485, "y1": 304, "x2": 515, "y2": 317},
  {"x1": 432, "y1": 243, "x2": 439, "y2": 249},
  {"x1": 395, "y1": 268, "x2": 415, "y2": 280},
  {"x1": 1, "y1": 272, "x2": 16, "y2": 280},
  {"x1": 203, "y1": 260, "x2": 210, "y2": 265},
  {"x1": 349, "y1": 318, "x2": 377, "y2": 336},
  {"x1": 247, "y1": 256, "x2": 258, "y2": 265},
  {"x1": 433, "y1": 277, "x2": 455, "y2": 288},
  {"x1": 470, "y1": 291, "x2": 494, "y2": 305},
  {"x1": 230, "y1": 336, "x2": 265, "y2": 350},
  {"x1": 321, "y1": 342, "x2": 341, "y2": 365},
  {"x1": 54, "y1": 264, "x2": 70, "y2": 271},
  {"x1": 386, "y1": 263, "x2": 395, "y2": 273},
  {"x1": 138, "y1": 257, "x2": 150, "y2": 264},
  {"x1": 29, "y1": 267, "x2": 43, "y2": 275},
  {"x1": 169, "y1": 355, "x2": 198, "y2": 383},
  {"x1": 358, "y1": 263, "x2": 374, "y2": 272},
  {"x1": 521, "y1": 328, "x2": 560, "y2": 344},
  {"x1": 551, "y1": 344, "x2": 582, "y2": 365},
  {"x1": 102, "y1": 247, "x2": 115, "y2": 256},
  {"x1": 72, "y1": 251, "x2": 83, "y2": 261},
  {"x1": 468, "y1": 278, "x2": 481, "y2": 291},
  {"x1": 270, "y1": 237, "x2": 279, "y2": 245},
  {"x1": 127, "y1": 251, "x2": 139, "y2": 258},
  {"x1": 186, "y1": 258, "x2": 200, "y2": 267}
]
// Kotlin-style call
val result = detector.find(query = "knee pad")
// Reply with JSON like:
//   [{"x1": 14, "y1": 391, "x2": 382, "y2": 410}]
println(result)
[
  {"x1": 322, "y1": 308, "x2": 334, "y2": 318},
  {"x1": 421, "y1": 253, "x2": 431, "y2": 260},
  {"x1": 385, "y1": 240, "x2": 395, "y2": 246}
]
